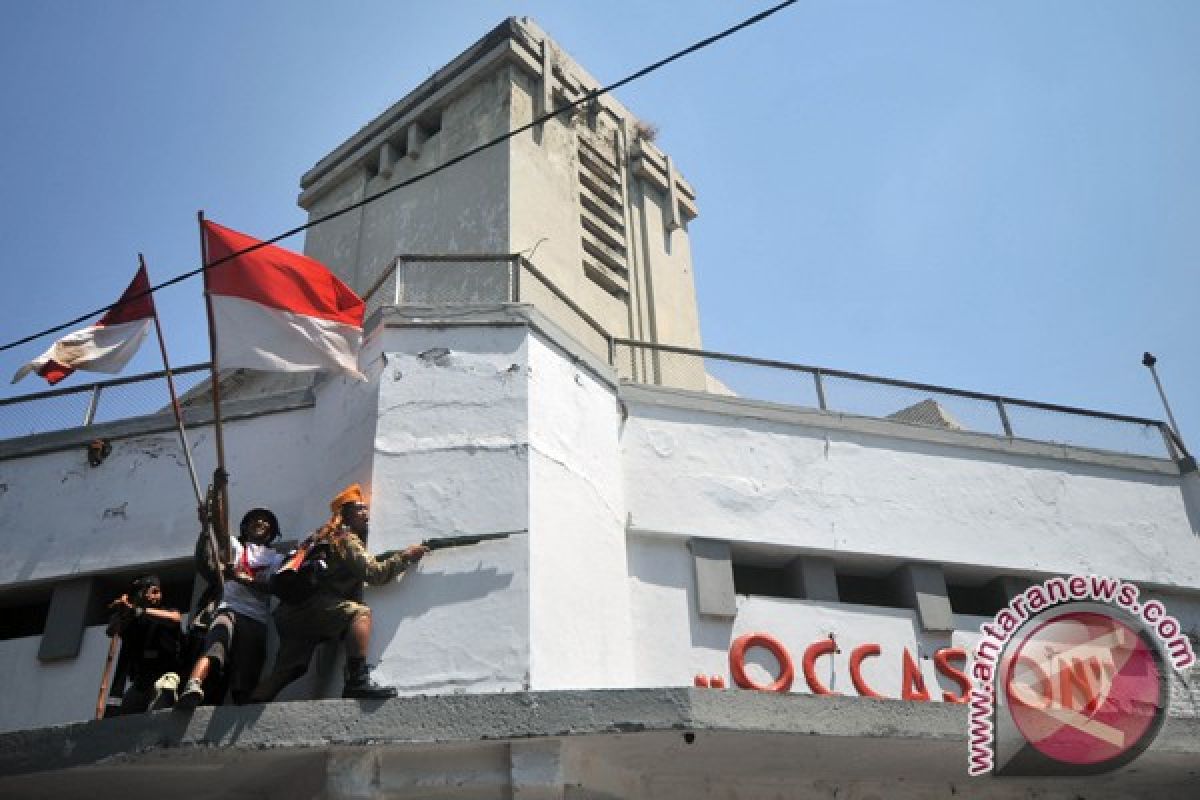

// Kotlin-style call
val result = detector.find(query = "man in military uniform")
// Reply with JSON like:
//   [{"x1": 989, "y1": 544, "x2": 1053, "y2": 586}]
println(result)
[{"x1": 250, "y1": 485, "x2": 428, "y2": 701}]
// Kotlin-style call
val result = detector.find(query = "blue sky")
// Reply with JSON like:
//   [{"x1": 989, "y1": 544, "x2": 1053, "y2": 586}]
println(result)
[{"x1": 1, "y1": 1, "x2": 1197, "y2": 452}]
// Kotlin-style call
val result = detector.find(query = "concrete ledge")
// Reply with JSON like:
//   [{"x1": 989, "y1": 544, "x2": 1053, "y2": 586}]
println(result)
[
  {"x1": 2, "y1": 690, "x2": 1198, "y2": 800},
  {"x1": 620, "y1": 384, "x2": 1180, "y2": 477},
  {"x1": 0, "y1": 387, "x2": 315, "y2": 461},
  {"x1": 3, "y1": 689, "x2": 1197, "y2": 780},
  {"x1": 379, "y1": 303, "x2": 618, "y2": 389},
  {"x1": 0, "y1": 690, "x2": 936, "y2": 778}
]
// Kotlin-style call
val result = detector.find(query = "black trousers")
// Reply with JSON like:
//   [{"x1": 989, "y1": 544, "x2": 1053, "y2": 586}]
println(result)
[{"x1": 200, "y1": 609, "x2": 268, "y2": 705}]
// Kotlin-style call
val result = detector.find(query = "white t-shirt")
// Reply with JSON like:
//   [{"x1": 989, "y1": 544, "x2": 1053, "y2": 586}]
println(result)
[{"x1": 220, "y1": 538, "x2": 284, "y2": 624}]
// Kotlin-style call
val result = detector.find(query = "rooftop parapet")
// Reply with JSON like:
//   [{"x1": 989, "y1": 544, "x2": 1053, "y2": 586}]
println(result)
[{"x1": 0, "y1": 262, "x2": 1186, "y2": 468}]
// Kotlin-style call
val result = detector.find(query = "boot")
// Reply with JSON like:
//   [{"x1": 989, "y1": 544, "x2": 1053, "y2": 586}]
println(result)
[
  {"x1": 176, "y1": 678, "x2": 205, "y2": 711},
  {"x1": 342, "y1": 659, "x2": 397, "y2": 699}
]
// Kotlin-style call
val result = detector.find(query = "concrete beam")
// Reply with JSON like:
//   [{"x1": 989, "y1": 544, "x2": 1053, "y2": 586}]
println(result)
[
  {"x1": 377, "y1": 141, "x2": 396, "y2": 179},
  {"x1": 890, "y1": 563, "x2": 954, "y2": 632},
  {"x1": 38, "y1": 577, "x2": 97, "y2": 662},
  {"x1": 687, "y1": 538, "x2": 736, "y2": 619},
  {"x1": 784, "y1": 556, "x2": 839, "y2": 602},
  {"x1": 406, "y1": 123, "x2": 427, "y2": 160},
  {"x1": 511, "y1": 740, "x2": 565, "y2": 800}
]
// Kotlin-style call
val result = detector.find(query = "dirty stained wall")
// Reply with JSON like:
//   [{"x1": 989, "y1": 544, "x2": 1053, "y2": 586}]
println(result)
[
  {"x1": 621, "y1": 398, "x2": 1200, "y2": 587},
  {"x1": 301, "y1": 69, "x2": 513, "y2": 309},
  {"x1": 366, "y1": 324, "x2": 531, "y2": 692}
]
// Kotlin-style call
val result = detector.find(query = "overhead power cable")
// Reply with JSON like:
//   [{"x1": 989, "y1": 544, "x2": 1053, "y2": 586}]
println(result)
[{"x1": 0, "y1": 0, "x2": 797, "y2": 355}]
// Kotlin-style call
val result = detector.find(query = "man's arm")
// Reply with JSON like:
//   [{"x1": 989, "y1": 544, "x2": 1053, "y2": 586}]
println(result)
[
  {"x1": 337, "y1": 534, "x2": 428, "y2": 586},
  {"x1": 107, "y1": 596, "x2": 182, "y2": 629}
]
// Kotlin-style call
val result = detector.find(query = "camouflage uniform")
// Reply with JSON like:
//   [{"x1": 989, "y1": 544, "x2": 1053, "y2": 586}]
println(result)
[{"x1": 250, "y1": 529, "x2": 410, "y2": 702}]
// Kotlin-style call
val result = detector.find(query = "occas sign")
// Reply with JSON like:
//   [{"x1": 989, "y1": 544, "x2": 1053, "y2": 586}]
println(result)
[{"x1": 696, "y1": 632, "x2": 970, "y2": 703}]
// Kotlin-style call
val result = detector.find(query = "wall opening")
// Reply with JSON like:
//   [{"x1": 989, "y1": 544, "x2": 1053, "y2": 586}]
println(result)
[
  {"x1": 835, "y1": 573, "x2": 906, "y2": 610},
  {"x1": 732, "y1": 563, "x2": 793, "y2": 599}
]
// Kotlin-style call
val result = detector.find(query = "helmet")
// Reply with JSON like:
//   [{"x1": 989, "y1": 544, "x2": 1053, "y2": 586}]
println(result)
[{"x1": 240, "y1": 508, "x2": 281, "y2": 544}]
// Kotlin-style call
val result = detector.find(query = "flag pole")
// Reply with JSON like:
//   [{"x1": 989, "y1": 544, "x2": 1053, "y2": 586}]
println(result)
[
  {"x1": 198, "y1": 211, "x2": 231, "y2": 562},
  {"x1": 140, "y1": 253, "x2": 203, "y2": 507}
]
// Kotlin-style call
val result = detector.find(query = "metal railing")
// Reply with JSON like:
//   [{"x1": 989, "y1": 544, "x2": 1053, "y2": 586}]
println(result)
[
  {"x1": 0, "y1": 365, "x2": 210, "y2": 442},
  {"x1": 613, "y1": 340, "x2": 1185, "y2": 461},
  {"x1": 366, "y1": 253, "x2": 615, "y2": 360},
  {"x1": 1, "y1": 256, "x2": 1185, "y2": 464}
]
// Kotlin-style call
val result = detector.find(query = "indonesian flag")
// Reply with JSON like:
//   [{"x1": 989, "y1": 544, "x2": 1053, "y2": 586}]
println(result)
[
  {"x1": 12, "y1": 267, "x2": 155, "y2": 385},
  {"x1": 202, "y1": 221, "x2": 365, "y2": 380}
]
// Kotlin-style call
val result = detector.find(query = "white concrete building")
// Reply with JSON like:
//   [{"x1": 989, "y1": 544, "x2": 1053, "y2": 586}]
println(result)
[{"x1": 1, "y1": 17, "x2": 1198, "y2": 800}]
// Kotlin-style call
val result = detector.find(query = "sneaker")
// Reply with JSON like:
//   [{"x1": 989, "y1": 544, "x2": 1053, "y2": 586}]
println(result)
[
  {"x1": 176, "y1": 678, "x2": 205, "y2": 711},
  {"x1": 149, "y1": 672, "x2": 180, "y2": 711}
]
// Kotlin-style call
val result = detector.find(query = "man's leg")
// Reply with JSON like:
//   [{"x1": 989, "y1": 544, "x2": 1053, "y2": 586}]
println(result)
[
  {"x1": 342, "y1": 609, "x2": 396, "y2": 699},
  {"x1": 228, "y1": 615, "x2": 268, "y2": 705},
  {"x1": 249, "y1": 634, "x2": 317, "y2": 703},
  {"x1": 120, "y1": 684, "x2": 152, "y2": 714},
  {"x1": 178, "y1": 611, "x2": 233, "y2": 710}
]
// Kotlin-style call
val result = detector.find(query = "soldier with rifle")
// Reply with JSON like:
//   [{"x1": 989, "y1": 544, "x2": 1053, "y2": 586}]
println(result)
[
  {"x1": 249, "y1": 485, "x2": 519, "y2": 702},
  {"x1": 250, "y1": 484, "x2": 429, "y2": 701}
]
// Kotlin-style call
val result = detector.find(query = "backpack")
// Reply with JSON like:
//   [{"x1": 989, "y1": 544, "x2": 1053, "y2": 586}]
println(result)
[{"x1": 269, "y1": 539, "x2": 330, "y2": 603}]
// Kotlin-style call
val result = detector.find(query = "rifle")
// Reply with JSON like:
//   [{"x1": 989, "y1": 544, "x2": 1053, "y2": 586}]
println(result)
[
  {"x1": 378, "y1": 529, "x2": 523, "y2": 560},
  {"x1": 94, "y1": 634, "x2": 121, "y2": 720}
]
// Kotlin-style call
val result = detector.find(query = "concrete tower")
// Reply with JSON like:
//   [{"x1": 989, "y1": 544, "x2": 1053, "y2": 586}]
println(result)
[{"x1": 298, "y1": 17, "x2": 703, "y2": 371}]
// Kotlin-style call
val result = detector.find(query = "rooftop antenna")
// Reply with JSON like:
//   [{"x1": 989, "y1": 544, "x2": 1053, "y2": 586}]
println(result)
[{"x1": 1142, "y1": 352, "x2": 1195, "y2": 472}]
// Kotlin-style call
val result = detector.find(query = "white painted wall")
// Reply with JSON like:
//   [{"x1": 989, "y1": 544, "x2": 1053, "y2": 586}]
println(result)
[
  {"x1": 3, "y1": 315, "x2": 1197, "y2": 735},
  {"x1": 366, "y1": 324, "x2": 532, "y2": 693},
  {"x1": 0, "y1": 626, "x2": 110, "y2": 733},
  {"x1": 622, "y1": 396, "x2": 1200, "y2": 589},
  {"x1": 629, "y1": 532, "x2": 978, "y2": 698},
  {"x1": 0, "y1": 370, "x2": 381, "y2": 588},
  {"x1": 627, "y1": 532, "x2": 1200, "y2": 716},
  {"x1": 526, "y1": 332, "x2": 634, "y2": 688}
]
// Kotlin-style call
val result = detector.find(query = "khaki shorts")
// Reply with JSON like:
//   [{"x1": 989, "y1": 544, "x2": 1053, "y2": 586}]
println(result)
[{"x1": 274, "y1": 592, "x2": 368, "y2": 641}]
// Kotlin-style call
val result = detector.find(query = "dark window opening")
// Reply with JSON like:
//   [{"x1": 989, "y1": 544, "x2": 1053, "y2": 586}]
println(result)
[
  {"x1": 947, "y1": 582, "x2": 1008, "y2": 617},
  {"x1": 0, "y1": 599, "x2": 51, "y2": 640},
  {"x1": 732, "y1": 564, "x2": 793, "y2": 599},
  {"x1": 836, "y1": 574, "x2": 907, "y2": 610},
  {"x1": 417, "y1": 109, "x2": 443, "y2": 138}
]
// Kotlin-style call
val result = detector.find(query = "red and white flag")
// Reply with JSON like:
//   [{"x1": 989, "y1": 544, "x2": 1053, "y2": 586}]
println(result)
[
  {"x1": 202, "y1": 221, "x2": 366, "y2": 380},
  {"x1": 12, "y1": 266, "x2": 155, "y2": 385}
]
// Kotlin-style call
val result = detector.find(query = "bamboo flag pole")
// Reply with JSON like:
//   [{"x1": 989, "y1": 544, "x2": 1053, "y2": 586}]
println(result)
[
  {"x1": 198, "y1": 210, "x2": 231, "y2": 563},
  {"x1": 139, "y1": 253, "x2": 203, "y2": 507}
]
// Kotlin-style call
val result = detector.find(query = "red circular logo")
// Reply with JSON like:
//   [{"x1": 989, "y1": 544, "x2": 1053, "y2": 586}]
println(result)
[{"x1": 1002, "y1": 609, "x2": 1166, "y2": 769}]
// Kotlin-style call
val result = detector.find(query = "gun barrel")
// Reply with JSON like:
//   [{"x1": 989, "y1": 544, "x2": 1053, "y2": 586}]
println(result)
[{"x1": 421, "y1": 530, "x2": 522, "y2": 550}]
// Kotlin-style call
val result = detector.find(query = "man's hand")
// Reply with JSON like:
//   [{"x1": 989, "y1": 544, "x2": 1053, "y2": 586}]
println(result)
[
  {"x1": 108, "y1": 594, "x2": 134, "y2": 613},
  {"x1": 222, "y1": 564, "x2": 254, "y2": 585},
  {"x1": 402, "y1": 544, "x2": 430, "y2": 563}
]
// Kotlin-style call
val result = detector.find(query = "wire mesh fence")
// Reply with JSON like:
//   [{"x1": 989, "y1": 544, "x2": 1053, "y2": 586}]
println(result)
[
  {"x1": 614, "y1": 341, "x2": 1176, "y2": 460},
  {"x1": 393, "y1": 257, "x2": 517, "y2": 306},
  {"x1": 821, "y1": 373, "x2": 1009, "y2": 437},
  {"x1": 0, "y1": 365, "x2": 209, "y2": 442},
  {"x1": 518, "y1": 261, "x2": 613, "y2": 362},
  {"x1": 0, "y1": 259, "x2": 1177, "y2": 465}
]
